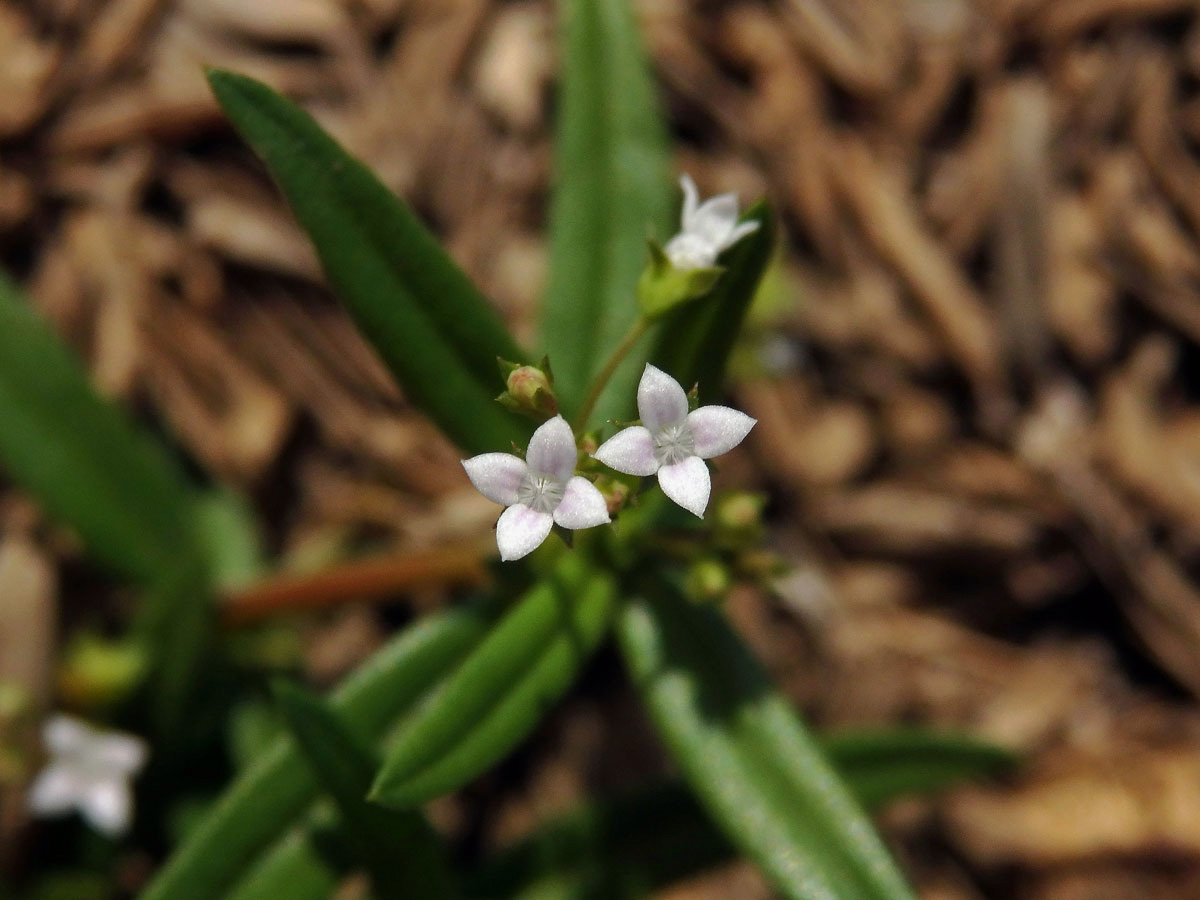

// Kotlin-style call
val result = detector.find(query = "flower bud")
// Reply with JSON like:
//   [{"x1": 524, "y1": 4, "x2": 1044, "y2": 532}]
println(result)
[
  {"x1": 636, "y1": 239, "x2": 724, "y2": 320},
  {"x1": 685, "y1": 558, "x2": 731, "y2": 604},
  {"x1": 713, "y1": 491, "x2": 766, "y2": 548},
  {"x1": 56, "y1": 635, "x2": 146, "y2": 710},
  {"x1": 496, "y1": 357, "x2": 558, "y2": 421}
]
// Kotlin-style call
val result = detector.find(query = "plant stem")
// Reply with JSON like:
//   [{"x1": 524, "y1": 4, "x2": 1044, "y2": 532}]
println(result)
[{"x1": 573, "y1": 317, "x2": 649, "y2": 431}]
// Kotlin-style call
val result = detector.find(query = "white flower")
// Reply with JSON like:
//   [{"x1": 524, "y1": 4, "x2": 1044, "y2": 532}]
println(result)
[
  {"x1": 663, "y1": 174, "x2": 760, "y2": 271},
  {"x1": 593, "y1": 364, "x2": 756, "y2": 518},
  {"x1": 463, "y1": 415, "x2": 610, "y2": 561},
  {"x1": 27, "y1": 714, "x2": 148, "y2": 838}
]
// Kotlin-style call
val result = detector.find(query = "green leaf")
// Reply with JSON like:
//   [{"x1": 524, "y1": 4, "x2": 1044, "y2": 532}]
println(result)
[
  {"x1": 272, "y1": 681, "x2": 454, "y2": 900},
  {"x1": 469, "y1": 730, "x2": 1014, "y2": 899},
  {"x1": 371, "y1": 556, "x2": 616, "y2": 807},
  {"x1": 206, "y1": 70, "x2": 526, "y2": 455},
  {"x1": 618, "y1": 588, "x2": 917, "y2": 900},
  {"x1": 0, "y1": 271, "x2": 204, "y2": 586},
  {"x1": 139, "y1": 600, "x2": 500, "y2": 900},
  {"x1": 650, "y1": 203, "x2": 775, "y2": 404},
  {"x1": 822, "y1": 728, "x2": 1017, "y2": 810},
  {"x1": 225, "y1": 828, "x2": 340, "y2": 900},
  {"x1": 541, "y1": 0, "x2": 672, "y2": 424}
]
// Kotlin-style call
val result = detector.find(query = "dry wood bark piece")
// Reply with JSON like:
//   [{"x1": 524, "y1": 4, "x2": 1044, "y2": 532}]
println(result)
[
  {"x1": 76, "y1": 0, "x2": 167, "y2": 82},
  {"x1": 740, "y1": 378, "x2": 876, "y2": 488},
  {"x1": 140, "y1": 301, "x2": 294, "y2": 484},
  {"x1": 1018, "y1": 382, "x2": 1200, "y2": 696},
  {"x1": 992, "y1": 77, "x2": 1053, "y2": 381},
  {"x1": 0, "y1": 6, "x2": 61, "y2": 137},
  {"x1": 808, "y1": 482, "x2": 1041, "y2": 557},
  {"x1": 780, "y1": 0, "x2": 905, "y2": 97},
  {"x1": 1097, "y1": 337, "x2": 1200, "y2": 538},
  {"x1": 832, "y1": 136, "x2": 1008, "y2": 419},
  {"x1": 947, "y1": 743, "x2": 1200, "y2": 867}
]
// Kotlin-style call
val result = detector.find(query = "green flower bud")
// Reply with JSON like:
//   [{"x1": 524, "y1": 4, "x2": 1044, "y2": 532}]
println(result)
[
  {"x1": 713, "y1": 491, "x2": 767, "y2": 548},
  {"x1": 57, "y1": 634, "x2": 146, "y2": 710},
  {"x1": 685, "y1": 557, "x2": 731, "y2": 604}
]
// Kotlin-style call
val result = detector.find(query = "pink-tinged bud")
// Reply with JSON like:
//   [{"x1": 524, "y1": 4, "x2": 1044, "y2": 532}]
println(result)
[{"x1": 496, "y1": 360, "x2": 558, "y2": 421}]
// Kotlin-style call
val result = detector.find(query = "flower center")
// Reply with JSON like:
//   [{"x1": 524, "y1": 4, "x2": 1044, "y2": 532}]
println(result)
[
  {"x1": 517, "y1": 473, "x2": 565, "y2": 513},
  {"x1": 653, "y1": 422, "x2": 695, "y2": 466}
]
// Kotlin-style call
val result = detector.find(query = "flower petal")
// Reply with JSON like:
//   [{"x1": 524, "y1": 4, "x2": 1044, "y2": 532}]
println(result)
[
  {"x1": 525, "y1": 415, "x2": 578, "y2": 481},
  {"x1": 637, "y1": 364, "x2": 688, "y2": 430},
  {"x1": 28, "y1": 765, "x2": 84, "y2": 816},
  {"x1": 679, "y1": 173, "x2": 700, "y2": 230},
  {"x1": 93, "y1": 733, "x2": 148, "y2": 775},
  {"x1": 594, "y1": 425, "x2": 658, "y2": 476},
  {"x1": 690, "y1": 193, "x2": 740, "y2": 247},
  {"x1": 657, "y1": 456, "x2": 711, "y2": 518},
  {"x1": 495, "y1": 504, "x2": 554, "y2": 561},
  {"x1": 663, "y1": 233, "x2": 717, "y2": 271},
  {"x1": 688, "y1": 406, "x2": 757, "y2": 459},
  {"x1": 721, "y1": 219, "x2": 760, "y2": 251},
  {"x1": 78, "y1": 778, "x2": 133, "y2": 837},
  {"x1": 43, "y1": 714, "x2": 92, "y2": 756},
  {"x1": 553, "y1": 477, "x2": 611, "y2": 530},
  {"x1": 462, "y1": 453, "x2": 526, "y2": 506}
]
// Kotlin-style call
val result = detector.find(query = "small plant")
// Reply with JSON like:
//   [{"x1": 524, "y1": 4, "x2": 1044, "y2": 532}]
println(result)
[{"x1": 0, "y1": 2, "x2": 1016, "y2": 898}]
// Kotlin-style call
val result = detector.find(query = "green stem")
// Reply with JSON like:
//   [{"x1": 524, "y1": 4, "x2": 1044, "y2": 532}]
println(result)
[{"x1": 573, "y1": 317, "x2": 649, "y2": 432}]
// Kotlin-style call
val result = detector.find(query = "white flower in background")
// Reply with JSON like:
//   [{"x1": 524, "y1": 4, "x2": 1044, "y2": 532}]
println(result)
[
  {"x1": 27, "y1": 714, "x2": 148, "y2": 838},
  {"x1": 593, "y1": 364, "x2": 756, "y2": 518},
  {"x1": 663, "y1": 174, "x2": 760, "y2": 271},
  {"x1": 463, "y1": 415, "x2": 610, "y2": 561}
]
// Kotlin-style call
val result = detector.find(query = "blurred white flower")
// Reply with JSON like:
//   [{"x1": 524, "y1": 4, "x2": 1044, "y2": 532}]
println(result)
[
  {"x1": 593, "y1": 364, "x2": 756, "y2": 518},
  {"x1": 663, "y1": 174, "x2": 759, "y2": 270},
  {"x1": 27, "y1": 714, "x2": 147, "y2": 838},
  {"x1": 463, "y1": 415, "x2": 610, "y2": 560}
]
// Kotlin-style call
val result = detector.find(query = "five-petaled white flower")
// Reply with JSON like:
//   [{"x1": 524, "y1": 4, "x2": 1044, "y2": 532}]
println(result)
[
  {"x1": 464, "y1": 415, "x2": 610, "y2": 561},
  {"x1": 27, "y1": 714, "x2": 148, "y2": 838},
  {"x1": 593, "y1": 364, "x2": 756, "y2": 518},
  {"x1": 663, "y1": 174, "x2": 760, "y2": 271}
]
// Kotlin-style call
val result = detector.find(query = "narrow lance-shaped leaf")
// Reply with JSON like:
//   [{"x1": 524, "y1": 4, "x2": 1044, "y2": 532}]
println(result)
[
  {"x1": 225, "y1": 829, "x2": 340, "y2": 900},
  {"x1": 468, "y1": 730, "x2": 1013, "y2": 900},
  {"x1": 272, "y1": 681, "x2": 454, "y2": 900},
  {"x1": 650, "y1": 202, "x2": 775, "y2": 405},
  {"x1": 138, "y1": 599, "x2": 501, "y2": 900},
  {"x1": 619, "y1": 586, "x2": 918, "y2": 900},
  {"x1": 371, "y1": 555, "x2": 616, "y2": 808},
  {"x1": 0, "y1": 271, "x2": 204, "y2": 586},
  {"x1": 207, "y1": 70, "x2": 526, "y2": 455},
  {"x1": 541, "y1": 0, "x2": 672, "y2": 423}
]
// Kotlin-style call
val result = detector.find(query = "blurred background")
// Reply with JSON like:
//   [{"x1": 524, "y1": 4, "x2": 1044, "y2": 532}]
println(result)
[{"x1": 4, "y1": 0, "x2": 1200, "y2": 897}]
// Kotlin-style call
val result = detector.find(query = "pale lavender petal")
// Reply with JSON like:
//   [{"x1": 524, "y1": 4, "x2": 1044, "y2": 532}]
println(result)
[
  {"x1": 553, "y1": 477, "x2": 611, "y2": 530},
  {"x1": 495, "y1": 504, "x2": 554, "y2": 561},
  {"x1": 92, "y1": 734, "x2": 148, "y2": 775},
  {"x1": 637, "y1": 364, "x2": 688, "y2": 430},
  {"x1": 657, "y1": 456, "x2": 711, "y2": 518},
  {"x1": 43, "y1": 715, "x2": 92, "y2": 756},
  {"x1": 594, "y1": 426, "x2": 658, "y2": 476},
  {"x1": 687, "y1": 406, "x2": 757, "y2": 459},
  {"x1": 526, "y1": 415, "x2": 578, "y2": 481},
  {"x1": 679, "y1": 174, "x2": 700, "y2": 229},
  {"x1": 78, "y1": 778, "x2": 133, "y2": 837},
  {"x1": 27, "y1": 766, "x2": 83, "y2": 816},
  {"x1": 462, "y1": 453, "x2": 526, "y2": 506},
  {"x1": 690, "y1": 193, "x2": 739, "y2": 247},
  {"x1": 721, "y1": 219, "x2": 760, "y2": 251}
]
